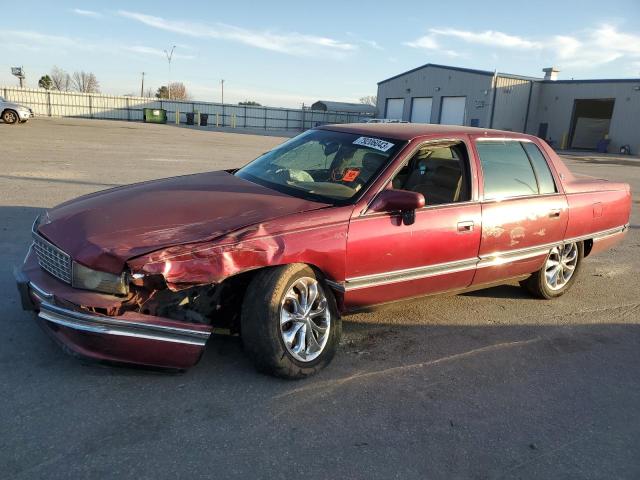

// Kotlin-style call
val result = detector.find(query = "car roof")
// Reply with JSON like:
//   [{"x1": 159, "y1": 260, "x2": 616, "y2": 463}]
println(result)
[{"x1": 317, "y1": 123, "x2": 532, "y2": 141}]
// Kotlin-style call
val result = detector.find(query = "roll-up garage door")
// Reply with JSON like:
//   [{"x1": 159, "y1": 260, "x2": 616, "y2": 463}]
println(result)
[
  {"x1": 440, "y1": 97, "x2": 466, "y2": 125},
  {"x1": 410, "y1": 97, "x2": 433, "y2": 123},
  {"x1": 385, "y1": 98, "x2": 405, "y2": 120}
]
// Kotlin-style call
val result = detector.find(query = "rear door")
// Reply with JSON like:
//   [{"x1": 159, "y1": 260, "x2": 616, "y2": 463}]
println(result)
[{"x1": 471, "y1": 137, "x2": 568, "y2": 285}]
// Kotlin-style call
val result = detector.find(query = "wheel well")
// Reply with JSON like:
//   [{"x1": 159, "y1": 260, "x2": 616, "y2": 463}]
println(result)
[{"x1": 214, "y1": 263, "x2": 340, "y2": 328}]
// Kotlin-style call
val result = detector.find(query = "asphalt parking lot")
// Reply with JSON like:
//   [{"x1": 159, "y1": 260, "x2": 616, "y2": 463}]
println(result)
[{"x1": 1, "y1": 118, "x2": 639, "y2": 479}]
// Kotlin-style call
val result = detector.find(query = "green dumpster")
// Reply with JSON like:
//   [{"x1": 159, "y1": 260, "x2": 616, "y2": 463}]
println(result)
[{"x1": 143, "y1": 108, "x2": 167, "y2": 123}]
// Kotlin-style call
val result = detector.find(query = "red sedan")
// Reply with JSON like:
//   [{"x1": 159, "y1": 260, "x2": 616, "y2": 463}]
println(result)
[{"x1": 16, "y1": 124, "x2": 631, "y2": 378}]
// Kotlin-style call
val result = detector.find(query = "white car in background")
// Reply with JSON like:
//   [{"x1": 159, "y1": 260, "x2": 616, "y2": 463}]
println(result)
[{"x1": 0, "y1": 97, "x2": 33, "y2": 124}]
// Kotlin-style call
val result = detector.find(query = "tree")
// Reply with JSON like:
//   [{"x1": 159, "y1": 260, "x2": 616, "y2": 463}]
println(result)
[
  {"x1": 155, "y1": 82, "x2": 189, "y2": 100},
  {"x1": 359, "y1": 95, "x2": 377, "y2": 106},
  {"x1": 38, "y1": 75, "x2": 53, "y2": 90},
  {"x1": 50, "y1": 66, "x2": 71, "y2": 91},
  {"x1": 239, "y1": 100, "x2": 261, "y2": 106},
  {"x1": 72, "y1": 71, "x2": 100, "y2": 93}
]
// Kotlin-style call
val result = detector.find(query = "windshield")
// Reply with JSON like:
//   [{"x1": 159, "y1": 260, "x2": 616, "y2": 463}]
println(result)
[{"x1": 235, "y1": 129, "x2": 405, "y2": 204}]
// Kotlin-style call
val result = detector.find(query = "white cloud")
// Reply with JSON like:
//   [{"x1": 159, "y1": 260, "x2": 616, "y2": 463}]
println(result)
[
  {"x1": 122, "y1": 45, "x2": 194, "y2": 60},
  {"x1": 406, "y1": 24, "x2": 640, "y2": 71},
  {"x1": 405, "y1": 35, "x2": 439, "y2": 50},
  {"x1": 404, "y1": 35, "x2": 461, "y2": 57},
  {"x1": 549, "y1": 24, "x2": 640, "y2": 68},
  {"x1": 0, "y1": 30, "x2": 194, "y2": 60},
  {"x1": 117, "y1": 10, "x2": 357, "y2": 58},
  {"x1": 71, "y1": 8, "x2": 101, "y2": 18},
  {"x1": 428, "y1": 28, "x2": 542, "y2": 49}
]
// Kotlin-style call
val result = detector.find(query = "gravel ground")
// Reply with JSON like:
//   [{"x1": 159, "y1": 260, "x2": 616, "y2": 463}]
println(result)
[{"x1": 1, "y1": 117, "x2": 639, "y2": 479}]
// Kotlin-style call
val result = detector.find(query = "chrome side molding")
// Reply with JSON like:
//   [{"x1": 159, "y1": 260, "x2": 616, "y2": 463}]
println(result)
[{"x1": 336, "y1": 223, "x2": 628, "y2": 292}]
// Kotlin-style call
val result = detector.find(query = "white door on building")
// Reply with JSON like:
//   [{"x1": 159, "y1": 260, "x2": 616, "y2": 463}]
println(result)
[
  {"x1": 440, "y1": 97, "x2": 466, "y2": 125},
  {"x1": 410, "y1": 97, "x2": 433, "y2": 123},
  {"x1": 385, "y1": 98, "x2": 405, "y2": 120}
]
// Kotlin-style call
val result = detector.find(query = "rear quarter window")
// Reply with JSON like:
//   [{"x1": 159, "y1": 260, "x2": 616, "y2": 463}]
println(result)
[{"x1": 521, "y1": 142, "x2": 557, "y2": 194}]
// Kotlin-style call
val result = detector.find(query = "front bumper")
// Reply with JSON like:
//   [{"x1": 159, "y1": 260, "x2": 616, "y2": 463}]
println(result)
[
  {"x1": 17, "y1": 250, "x2": 212, "y2": 369},
  {"x1": 18, "y1": 110, "x2": 31, "y2": 120}
]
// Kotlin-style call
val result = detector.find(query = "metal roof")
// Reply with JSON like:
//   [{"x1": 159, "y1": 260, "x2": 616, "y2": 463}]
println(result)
[
  {"x1": 378, "y1": 62, "x2": 639, "y2": 86},
  {"x1": 311, "y1": 101, "x2": 376, "y2": 114},
  {"x1": 541, "y1": 78, "x2": 640, "y2": 84}
]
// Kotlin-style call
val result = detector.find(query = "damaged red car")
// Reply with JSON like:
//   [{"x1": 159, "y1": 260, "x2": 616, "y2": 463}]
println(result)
[{"x1": 17, "y1": 124, "x2": 631, "y2": 378}]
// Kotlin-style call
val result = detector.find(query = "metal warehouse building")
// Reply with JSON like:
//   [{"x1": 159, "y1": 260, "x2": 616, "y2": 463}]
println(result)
[{"x1": 377, "y1": 63, "x2": 640, "y2": 153}]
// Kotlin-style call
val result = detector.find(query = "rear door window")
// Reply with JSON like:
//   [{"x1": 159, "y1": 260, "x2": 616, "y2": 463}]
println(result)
[{"x1": 476, "y1": 141, "x2": 539, "y2": 199}]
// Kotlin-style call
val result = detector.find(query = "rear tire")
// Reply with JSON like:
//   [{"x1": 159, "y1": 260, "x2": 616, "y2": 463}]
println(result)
[
  {"x1": 522, "y1": 241, "x2": 583, "y2": 299},
  {"x1": 2, "y1": 110, "x2": 18, "y2": 124},
  {"x1": 241, "y1": 264, "x2": 341, "y2": 379}
]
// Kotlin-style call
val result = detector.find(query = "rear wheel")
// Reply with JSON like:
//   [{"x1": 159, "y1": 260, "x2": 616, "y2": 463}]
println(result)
[
  {"x1": 241, "y1": 264, "x2": 341, "y2": 379},
  {"x1": 2, "y1": 110, "x2": 18, "y2": 124},
  {"x1": 521, "y1": 241, "x2": 583, "y2": 299}
]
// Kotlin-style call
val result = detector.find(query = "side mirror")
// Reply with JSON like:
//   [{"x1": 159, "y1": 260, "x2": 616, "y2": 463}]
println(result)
[{"x1": 369, "y1": 189, "x2": 425, "y2": 225}]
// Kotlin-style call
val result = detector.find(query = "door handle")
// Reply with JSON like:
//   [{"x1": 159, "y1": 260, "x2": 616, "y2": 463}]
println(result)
[
  {"x1": 457, "y1": 221, "x2": 474, "y2": 232},
  {"x1": 549, "y1": 209, "x2": 562, "y2": 218}
]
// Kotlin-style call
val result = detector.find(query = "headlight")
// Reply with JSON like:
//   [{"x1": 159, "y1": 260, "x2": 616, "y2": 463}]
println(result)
[{"x1": 72, "y1": 262, "x2": 128, "y2": 295}]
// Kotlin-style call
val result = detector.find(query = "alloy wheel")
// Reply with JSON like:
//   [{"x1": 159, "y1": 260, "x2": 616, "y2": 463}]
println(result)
[
  {"x1": 280, "y1": 277, "x2": 331, "y2": 362},
  {"x1": 544, "y1": 242, "x2": 578, "y2": 291}
]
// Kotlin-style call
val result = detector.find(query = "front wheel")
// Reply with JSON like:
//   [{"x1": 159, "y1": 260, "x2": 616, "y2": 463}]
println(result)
[
  {"x1": 2, "y1": 110, "x2": 18, "y2": 124},
  {"x1": 241, "y1": 264, "x2": 341, "y2": 379},
  {"x1": 521, "y1": 241, "x2": 583, "y2": 299}
]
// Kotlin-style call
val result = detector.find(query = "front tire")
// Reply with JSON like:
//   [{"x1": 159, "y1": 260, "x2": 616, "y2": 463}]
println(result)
[
  {"x1": 241, "y1": 264, "x2": 341, "y2": 379},
  {"x1": 521, "y1": 241, "x2": 583, "y2": 299},
  {"x1": 2, "y1": 110, "x2": 18, "y2": 124}
]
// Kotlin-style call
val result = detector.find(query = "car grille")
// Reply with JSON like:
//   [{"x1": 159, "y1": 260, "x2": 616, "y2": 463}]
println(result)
[{"x1": 32, "y1": 233, "x2": 72, "y2": 284}]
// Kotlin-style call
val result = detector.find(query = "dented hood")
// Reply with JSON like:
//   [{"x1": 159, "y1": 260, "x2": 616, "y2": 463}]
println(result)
[{"x1": 38, "y1": 171, "x2": 328, "y2": 273}]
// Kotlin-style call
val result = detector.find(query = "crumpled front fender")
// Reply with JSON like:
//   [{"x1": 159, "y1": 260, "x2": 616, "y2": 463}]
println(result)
[{"x1": 127, "y1": 212, "x2": 350, "y2": 292}]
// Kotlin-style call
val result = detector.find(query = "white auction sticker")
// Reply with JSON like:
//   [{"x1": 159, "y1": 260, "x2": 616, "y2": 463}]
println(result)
[{"x1": 352, "y1": 136, "x2": 395, "y2": 152}]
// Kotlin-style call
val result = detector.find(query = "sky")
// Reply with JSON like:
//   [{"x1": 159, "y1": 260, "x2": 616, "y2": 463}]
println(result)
[{"x1": 1, "y1": 0, "x2": 640, "y2": 107}]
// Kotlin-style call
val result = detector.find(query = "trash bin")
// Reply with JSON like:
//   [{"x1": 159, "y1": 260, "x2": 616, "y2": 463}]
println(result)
[
  {"x1": 143, "y1": 108, "x2": 167, "y2": 124},
  {"x1": 186, "y1": 112, "x2": 195, "y2": 125},
  {"x1": 200, "y1": 114, "x2": 208, "y2": 127},
  {"x1": 596, "y1": 138, "x2": 610, "y2": 153}
]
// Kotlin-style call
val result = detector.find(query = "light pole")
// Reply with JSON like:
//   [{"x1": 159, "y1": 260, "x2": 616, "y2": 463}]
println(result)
[
  {"x1": 221, "y1": 79, "x2": 224, "y2": 104},
  {"x1": 140, "y1": 72, "x2": 145, "y2": 97},
  {"x1": 163, "y1": 45, "x2": 176, "y2": 100}
]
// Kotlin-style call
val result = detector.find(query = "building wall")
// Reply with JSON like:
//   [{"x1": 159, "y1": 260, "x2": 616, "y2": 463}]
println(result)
[
  {"x1": 377, "y1": 66, "x2": 494, "y2": 126},
  {"x1": 530, "y1": 81, "x2": 640, "y2": 152}
]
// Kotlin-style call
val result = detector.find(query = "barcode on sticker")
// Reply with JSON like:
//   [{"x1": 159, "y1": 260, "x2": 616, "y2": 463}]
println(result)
[{"x1": 353, "y1": 137, "x2": 395, "y2": 152}]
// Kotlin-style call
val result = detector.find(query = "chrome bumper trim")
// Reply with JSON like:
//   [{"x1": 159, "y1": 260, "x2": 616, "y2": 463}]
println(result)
[
  {"x1": 30, "y1": 281, "x2": 54, "y2": 302},
  {"x1": 37, "y1": 301, "x2": 210, "y2": 346}
]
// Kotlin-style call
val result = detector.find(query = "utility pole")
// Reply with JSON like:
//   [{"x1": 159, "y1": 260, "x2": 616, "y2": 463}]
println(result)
[
  {"x1": 163, "y1": 45, "x2": 176, "y2": 100},
  {"x1": 140, "y1": 72, "x2": 145, "y2": 97},
  {"x1": 221, "y1": 79, "x2": 224, "y2": 104}
]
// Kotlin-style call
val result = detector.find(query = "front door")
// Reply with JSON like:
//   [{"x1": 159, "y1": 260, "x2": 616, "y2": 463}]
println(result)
[{"x1": 344, "y1": 139, "x2": 481, "y2": 310}]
